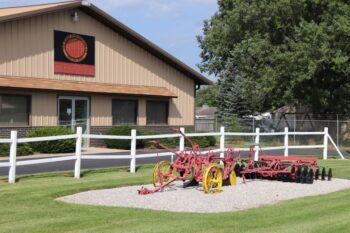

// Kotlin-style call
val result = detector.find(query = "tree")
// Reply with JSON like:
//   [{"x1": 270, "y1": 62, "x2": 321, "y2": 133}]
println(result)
[
  {"x1": 216, "y1": 74, "x2": 251, "y2": 119},
  {"x1": 198, "y1": 0, "x2": 350, "y2": 114},
  {"x1": 196, "y1": 84, "x2": 218, "y2": 107}
]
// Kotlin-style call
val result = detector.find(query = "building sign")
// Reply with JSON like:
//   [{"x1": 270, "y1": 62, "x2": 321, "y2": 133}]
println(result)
[{"x1": 54, "y1": 30, "x2": 95, "y2": 77}]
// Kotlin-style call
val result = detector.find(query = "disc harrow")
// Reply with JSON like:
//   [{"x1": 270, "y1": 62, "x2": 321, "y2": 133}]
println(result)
[{"x1": 237, "y1": 145, "x2": 332, "y2": 184}]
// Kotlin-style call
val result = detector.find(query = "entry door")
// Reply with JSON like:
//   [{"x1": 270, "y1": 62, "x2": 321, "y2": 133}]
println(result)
[{"x1": 58, "y1": 96, "x2": 89, "y2": 137}]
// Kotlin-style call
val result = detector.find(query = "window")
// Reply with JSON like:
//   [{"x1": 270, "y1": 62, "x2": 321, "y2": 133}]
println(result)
[
  {"x1": 112, "y1": 99, "x2": 138, "y2": 125},
  {"x1": 146, "y1": 101, "x2": 168, "y2": 125},
  {"x1": 0, "y1": 94, "x2": 30, "y2": 126}
]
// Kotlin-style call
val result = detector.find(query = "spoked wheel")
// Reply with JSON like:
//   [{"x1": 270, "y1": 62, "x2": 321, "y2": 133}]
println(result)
[
  {"x1": 327, "y1": 168, "x2": 332, "y2": 181},
  {"x1": 152, "y1": 161, "x2": 173, "y2": 187},
  {"x1": 202, "y1": 164, "x2": 222, "y2": 194}
]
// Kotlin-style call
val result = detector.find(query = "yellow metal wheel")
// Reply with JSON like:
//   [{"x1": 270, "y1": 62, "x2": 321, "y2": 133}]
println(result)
[
  {"x1": 229, "y1": 170, "x2": 237, "y2": 186},
  {"x1": 202, "y1": 164, "x2": 222, "y2": 194},
  {"x1": 152, "y1": 161, "x2": 172, "y2": 187}
]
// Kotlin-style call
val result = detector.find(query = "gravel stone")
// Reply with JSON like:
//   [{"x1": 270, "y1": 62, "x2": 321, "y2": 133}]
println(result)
[{"x1": 57, "y1": 178, "x2": 350, "y2": 213}]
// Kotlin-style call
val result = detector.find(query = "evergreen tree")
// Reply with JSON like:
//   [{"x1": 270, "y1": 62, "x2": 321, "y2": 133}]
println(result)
[{"x1": 216, "y1": 74, "x2": 250, "y2": 120}]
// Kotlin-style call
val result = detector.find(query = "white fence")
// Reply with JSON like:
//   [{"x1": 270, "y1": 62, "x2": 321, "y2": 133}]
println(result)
[{"x1": 0, "y1": 127, "x2": 344, "y2": 183}]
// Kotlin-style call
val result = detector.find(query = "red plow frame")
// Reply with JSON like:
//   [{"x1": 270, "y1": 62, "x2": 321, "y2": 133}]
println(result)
[{"x1": 138, "y1": 129, "x2": 240, "y2": 195}]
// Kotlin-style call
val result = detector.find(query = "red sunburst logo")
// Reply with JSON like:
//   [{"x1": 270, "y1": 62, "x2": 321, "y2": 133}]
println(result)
[{"x1": 63, "y1": 34, "x2": 88, "y2": 62}]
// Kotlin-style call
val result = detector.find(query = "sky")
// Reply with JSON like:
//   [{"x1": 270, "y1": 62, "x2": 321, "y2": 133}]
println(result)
[{"x1": 0, "y1": 0, "x2": 218, "y2": 80}]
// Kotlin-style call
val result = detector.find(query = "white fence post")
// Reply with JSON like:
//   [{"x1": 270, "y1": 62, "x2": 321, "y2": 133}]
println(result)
[
  {"x1": 177, "y1": 127, "x2": 185, "y2": 163},
  {"x1": 220, "y1": 126, "x2": 225, "y2": 158},
  {"x1": 284, "y1": 127, "x2": 289, "y2": 157},
  {"x1": 323, "y1": 127, "x2": 328, "y2": 160},
  {"x1": 74, "y1": 127, "x2": 83, "y2": 179},
  {"x1": 8, "y1": 131, "x2": 17, "y2": 183},
  {"x1": 254, "y1": 128, "x2": 260, "y2": 161},
  {"x1": 130, "y1": 129, "x2": 137, "y2": 173}
]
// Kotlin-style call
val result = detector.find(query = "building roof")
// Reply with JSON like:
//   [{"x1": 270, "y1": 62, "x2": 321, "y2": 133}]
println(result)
[
  {"x1": 0, "y1": 0, "x2": 212, "y2": 85},
  {"x1": 196, "y1": 105, "x2": 217, "y2": 117},
  {"x1": 0, "y1": 76, "x2": 177, "y2": 98},
  {"x1": 0, "y1": 1, "x2": 76, "y2": 18}
]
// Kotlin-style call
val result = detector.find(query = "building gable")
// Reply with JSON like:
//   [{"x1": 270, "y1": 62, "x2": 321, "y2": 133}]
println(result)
[{"x1": 0, "y1": 0, "x2": 211, "y2": 85}]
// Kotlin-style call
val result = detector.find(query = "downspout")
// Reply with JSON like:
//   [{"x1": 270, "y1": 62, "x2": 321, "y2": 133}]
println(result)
[{"x1": 194, "y1": 83, "x2": 201, "y2": 131}]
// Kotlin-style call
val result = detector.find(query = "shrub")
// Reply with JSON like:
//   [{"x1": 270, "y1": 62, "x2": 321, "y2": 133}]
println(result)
[
  {"x1": 185, "y1": 131, "x2": 216, "y2": 148},
  {"x1": 104, "y1": 126, "x2": 144, "y2": 149},
  {"x1": 0, "y1": 143, "x2": 33, "y2": 157},
  {"x1": 159, "y1": 137, "x2": 179, "y2": 148},
  {"x1": 25, "y1": 127, "x2": 75, "y2": 153},
  {"x1": 138, "y1": 130, "x2": 159, "y2": 149},
  {"x1": 140, "y1": 130, "x2": 179, "y2": 149}
]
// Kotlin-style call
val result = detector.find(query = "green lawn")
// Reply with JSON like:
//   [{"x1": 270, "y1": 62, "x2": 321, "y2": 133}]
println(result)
[{"x1": 0, "y1": 160, "x2": 350, "y2": 233}]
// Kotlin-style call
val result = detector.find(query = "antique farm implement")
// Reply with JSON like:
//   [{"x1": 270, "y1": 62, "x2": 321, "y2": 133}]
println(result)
[
  {"x1": 236, "y1": 144, "x2": 332, "y2": 184},
  {"x1": 138, "y1": 129, "x2": 239, "y2": 195}
]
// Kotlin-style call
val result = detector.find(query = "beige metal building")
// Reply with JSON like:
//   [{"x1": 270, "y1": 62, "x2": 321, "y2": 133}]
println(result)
[{"x1": 0, "y1": 1, "x2": 211, "y2": 142}]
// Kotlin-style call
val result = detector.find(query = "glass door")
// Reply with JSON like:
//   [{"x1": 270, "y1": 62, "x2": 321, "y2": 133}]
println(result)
[
  {"x1": 74, "y1": 99, "x2": 89, "y2": 134},
  {"x1": 58, "y1": 96, "x2": 89, "y2": 146}
]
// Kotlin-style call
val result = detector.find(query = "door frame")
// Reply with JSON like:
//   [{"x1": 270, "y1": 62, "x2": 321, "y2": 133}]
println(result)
[{"x1": 57, "y1": 96, "x2": 90, "y2": 145}]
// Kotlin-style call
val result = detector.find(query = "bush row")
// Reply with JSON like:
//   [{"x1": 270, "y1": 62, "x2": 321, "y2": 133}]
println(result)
[
  {"x1": 25, "y1": 127, "x2": 76, "y2": 154},
  {"x1": 0, "y1": 126, "x2": 217, "y2": 157},
  {"x1": 0, "y1": 127, "x2": 75, "y2": 157}
]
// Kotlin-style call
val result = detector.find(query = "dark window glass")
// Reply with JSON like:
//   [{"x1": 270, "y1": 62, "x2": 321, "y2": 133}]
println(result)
[
  {"x1": 0, "y1": 95, "x2": 30, "y2": 126},
  {"x1": 146, "y1": 101, "x2": 168, "y2": 125},
  {"x1": 112, "y1": 100, "x2": 138, "y2": 125}
]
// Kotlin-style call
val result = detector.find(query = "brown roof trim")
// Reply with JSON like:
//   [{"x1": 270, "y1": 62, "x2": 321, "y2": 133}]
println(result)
[
  {"x1": 0, "y1": 76, "x2": 177, "y2": 98},
  {"x1": 0, "y1": 0, "x2": 212, "y2": 85},
  {"x1": 0, "y1": 1, "x2": 82, "y2": 22}
]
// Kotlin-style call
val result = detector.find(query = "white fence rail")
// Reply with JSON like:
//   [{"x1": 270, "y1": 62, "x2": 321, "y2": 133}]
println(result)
[{"x1": 0, "y1": 126, "x2": 345, "y2": 183}]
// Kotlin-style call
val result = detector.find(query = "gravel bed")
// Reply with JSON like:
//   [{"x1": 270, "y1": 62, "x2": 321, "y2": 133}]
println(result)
[{"x1": 57, "y1": 178, "x2": 350, "y2": 213}]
